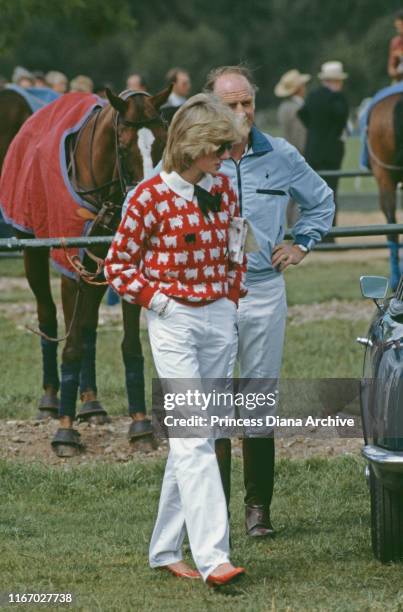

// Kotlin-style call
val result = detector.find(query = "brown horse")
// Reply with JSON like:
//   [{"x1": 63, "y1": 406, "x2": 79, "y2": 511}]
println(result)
[
  {"x1": 367, "y1": 93, "x2": 403, "y2": 289},
  {"x1": 0, "y1": 90, "x2": 32, "y2": 236},
  {"x1": 0, "y1": 89, "x2": 32, "y2": 171},
  {"x1": 0, "y1": 88, "x2": 170, "y2": 456}
]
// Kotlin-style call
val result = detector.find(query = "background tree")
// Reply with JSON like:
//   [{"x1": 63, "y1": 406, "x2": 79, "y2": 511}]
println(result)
[{"x1": 0, "y1": 0, "x2": 402, "y2": 107}]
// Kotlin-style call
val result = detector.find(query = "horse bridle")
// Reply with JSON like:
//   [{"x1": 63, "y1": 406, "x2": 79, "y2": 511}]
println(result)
[
  {"x1": 68, "y1": 90, "x2": 166, "y2": 208},
  {"x1": 113, "y1": 95, "x2": 167, "y2": 197}
]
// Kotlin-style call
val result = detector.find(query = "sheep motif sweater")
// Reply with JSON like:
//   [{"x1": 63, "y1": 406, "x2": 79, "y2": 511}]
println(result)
[{"x1": 104, "y1": 171, "x2": 246, "y2": 307}]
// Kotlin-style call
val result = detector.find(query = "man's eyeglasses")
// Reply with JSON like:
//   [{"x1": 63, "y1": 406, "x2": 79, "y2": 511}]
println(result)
[{"x1": 214, "y1": 142, "x2": 233, "y2": 157}]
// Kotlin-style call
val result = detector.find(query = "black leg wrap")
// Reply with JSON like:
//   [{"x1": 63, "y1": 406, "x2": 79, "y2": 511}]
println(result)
[
  {"x1": 40, "y1": 323, "x2": 59, "y2": 391},
  {"x1": 79, "y1": 327, "x2": 97, "y2": 395},
  {"x1": 124, "y1": 354, "x2": 146, "y2": 414},
  {"x1": 60, "y1": 361, "x2": 80, "y2": 419}
]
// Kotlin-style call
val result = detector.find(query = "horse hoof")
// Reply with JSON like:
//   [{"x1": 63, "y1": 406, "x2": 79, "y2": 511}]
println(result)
[
  {"x1": 128, "y1": 418, "x2": 153, "y2": 440},
  {"x1": 76, "y1": 400, "x2": 109, "y2": 424},
  {"x1": 128, "y1": 419, "x2": 157, "y2": 451},
  {"x1": 51, "y1": 428, "x2": 83, "y2": 457},
  {"x1": 130, "y1": 436, "x2": 158, "y2": 452},
  {"x1": 37, "y1": 394, "x2": 59, "y2": 420},
  {"x1": 53, "y1": 443, "x2": 80, "y2": 457}
]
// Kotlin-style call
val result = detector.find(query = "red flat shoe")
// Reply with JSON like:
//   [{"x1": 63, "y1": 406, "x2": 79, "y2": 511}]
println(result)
[
  {"x1": 206, "y1": 567, "x2": 245, "y2": 586},
  {"x1": 159, "y1": 565, "x2": 201, "y2": 579}
]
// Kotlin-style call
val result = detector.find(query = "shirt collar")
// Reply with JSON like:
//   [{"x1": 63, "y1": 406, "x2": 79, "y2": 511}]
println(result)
[
  {"x1": 249, "y1": 125, "x2": 274, "y2": 154},
  {"x1": 160, "y1": 170, "x2": 213, "y2": 201}
]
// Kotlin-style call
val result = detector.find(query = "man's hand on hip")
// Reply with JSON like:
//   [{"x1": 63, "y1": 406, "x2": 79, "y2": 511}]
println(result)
[{"x1": 272, "y1": 244, "x2": 307, "y2": 272}]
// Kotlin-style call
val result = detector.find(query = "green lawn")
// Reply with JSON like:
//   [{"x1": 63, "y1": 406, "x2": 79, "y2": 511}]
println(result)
[
  {"x1": 0, "y1": 256, "x2": 386, "y2": 419},
  {"x1": 0, "y1": 456, "x2": 402, "y2": 612}
]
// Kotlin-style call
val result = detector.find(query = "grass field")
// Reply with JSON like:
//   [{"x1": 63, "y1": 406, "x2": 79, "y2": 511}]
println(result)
[
  {"x1": 1, "y1": 456, "x2": 403, "y2": 611},
  {"x1": 1, "y1": 246, "x2": 400, "y2": 610},
  {"x1": 0, "y1": 255, "x2": 390, "y2": 419}
]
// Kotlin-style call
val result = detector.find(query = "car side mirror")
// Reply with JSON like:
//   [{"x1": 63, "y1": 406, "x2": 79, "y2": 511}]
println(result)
[{"x1": 360, "y1": 276, "x2": 389, "y2": 299}]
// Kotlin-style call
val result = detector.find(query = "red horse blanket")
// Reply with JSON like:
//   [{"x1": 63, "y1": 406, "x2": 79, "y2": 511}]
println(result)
[{"x1": 0, "y1": 92, "x2": 106, "y2": 277}]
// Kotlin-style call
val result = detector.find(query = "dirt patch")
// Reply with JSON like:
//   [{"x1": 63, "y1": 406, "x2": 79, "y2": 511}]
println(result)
[
  {"x1": 287, "y1": 299, "x2": 375, "y2": 325},
  {"x1": 0, "y1": 295, "x2": 376, "y2": 332},
  {"x1": 0, "y1": 416, "x2": 363, "y2": 466}
]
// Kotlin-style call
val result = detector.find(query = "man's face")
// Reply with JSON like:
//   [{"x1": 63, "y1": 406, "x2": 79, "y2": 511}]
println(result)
[
  {"x1": 53, "y1": 80, "x2": 68, "y2": 94},
  {"x1": 127, "y1": 75, "x2": 145, "y2": 91},
  {"x1": 323, "y1": 79, "x2": 344, "y2": 92},
  {"x1": 174, "y1": 72, "x2": 191, "y2": 97},
  {"x1": 212, "y1": 74, "x2": 255, "y2": 137},
  {"x1": 395, "y1": 19, "x2": 403, "y2": 36}
]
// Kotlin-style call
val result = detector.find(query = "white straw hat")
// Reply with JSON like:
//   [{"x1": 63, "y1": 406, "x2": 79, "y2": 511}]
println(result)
[
  {"x1": 274, "y1": 69, "x2": 311, "y2": 98},
  {"x1": 318, "y1": 61, "x2": 348, "y2": 80}
]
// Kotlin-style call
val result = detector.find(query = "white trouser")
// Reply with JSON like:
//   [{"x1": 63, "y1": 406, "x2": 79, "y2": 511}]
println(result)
[
  {"x1": 226, "y1": 275, "x2": 287, "y2": 432},
  {"x1": 146, "y1": 297, "x2": 237, "y2": 581},
  {"x1": 236, "y1": 274, "x2": 287, "y2": 378}
]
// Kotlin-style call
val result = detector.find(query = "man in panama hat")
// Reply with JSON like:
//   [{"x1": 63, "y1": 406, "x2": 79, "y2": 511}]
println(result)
[
  {"x1": 298, "y1": 61, "x2": 349, "y2": 227},
  {"x1": 275, "y1": 69, "x2": 311, "y2": 224},
  {"x1": 275, "y1": 69, "x2": 310, "y2": 154}
]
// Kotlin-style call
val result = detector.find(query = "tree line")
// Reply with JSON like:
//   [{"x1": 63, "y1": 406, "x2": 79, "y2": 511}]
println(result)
[{"x1": 0, "y1": 0, "x2": 401, "y2": 107}]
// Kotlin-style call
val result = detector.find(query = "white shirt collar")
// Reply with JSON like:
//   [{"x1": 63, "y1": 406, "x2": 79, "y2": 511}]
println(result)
[{"x1": 160, "y1": 170, "x2": 213, "y2": 201}]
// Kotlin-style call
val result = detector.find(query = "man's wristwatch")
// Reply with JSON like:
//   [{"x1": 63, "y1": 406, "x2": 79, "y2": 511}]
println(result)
[{"x1": 294, "y1": 243, "x2": 309, "y2": 253}]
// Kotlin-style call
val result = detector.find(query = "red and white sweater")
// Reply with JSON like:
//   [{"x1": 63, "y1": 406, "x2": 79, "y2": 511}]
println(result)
[{"x1": 104, "y1": 171, "x2": 247, "y2": 307}]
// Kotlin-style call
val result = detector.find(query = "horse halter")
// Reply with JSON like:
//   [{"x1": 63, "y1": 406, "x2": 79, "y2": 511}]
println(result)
[{"x1": 68, "y1": 89, "x2": 166, "y2": 208}]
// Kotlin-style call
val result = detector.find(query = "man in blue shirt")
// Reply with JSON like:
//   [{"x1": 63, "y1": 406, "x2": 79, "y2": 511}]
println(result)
[{"x1": 204, "y1": 66, "x2": 335, "y2": 537}]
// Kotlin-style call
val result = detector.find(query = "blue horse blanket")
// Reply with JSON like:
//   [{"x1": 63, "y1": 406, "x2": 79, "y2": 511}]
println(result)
[
  {"x1": 5, "y1": 84, "x2": 60, "y2": 113},
  {"x1": 360, "y1": 83, "x2": 403, "y2": 169}
]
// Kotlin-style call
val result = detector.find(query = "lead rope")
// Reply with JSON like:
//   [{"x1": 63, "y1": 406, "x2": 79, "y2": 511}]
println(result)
[{"x1": 25, "y1": 279, "x2": 83, "y2": 343}]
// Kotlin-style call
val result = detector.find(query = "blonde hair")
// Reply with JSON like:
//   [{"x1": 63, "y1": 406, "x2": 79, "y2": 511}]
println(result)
[
  {"x1": 46, "y1": 70, "x2": 68, "y2": 86},
  {"x1": 162, "y1": 93, "x2": 242, "y2": 173},
  {"x1": 70, "y1": 75, "x2": 94, "y2": 93}
]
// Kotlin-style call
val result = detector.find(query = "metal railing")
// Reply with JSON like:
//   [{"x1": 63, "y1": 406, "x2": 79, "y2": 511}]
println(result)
[{"x1": 0, "y1": 224, "x2": 402, "y2": 254}]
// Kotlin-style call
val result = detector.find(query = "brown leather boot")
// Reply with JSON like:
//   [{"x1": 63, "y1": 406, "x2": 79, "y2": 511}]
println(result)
[{"x1": 245, "y1": 504, "x2": 275, "y2": 538}]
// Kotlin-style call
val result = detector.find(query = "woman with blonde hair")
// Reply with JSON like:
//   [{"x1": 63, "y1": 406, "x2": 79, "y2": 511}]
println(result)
[{"x1": 105, "y1": 93, "x2": 246, "y2": 585}]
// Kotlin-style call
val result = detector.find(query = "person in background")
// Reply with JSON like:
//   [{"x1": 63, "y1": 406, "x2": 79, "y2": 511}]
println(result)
[
  {"x1": 104, "y1": 93, "x2": 247, "y2": 586},
  {"x1": 298, "y1": 61, "x2": 349, "y2": 227},
  {"x1": 70, "y1": 75, "x2": 93, "y2": 93},
  {"x1": 33, "y1": 71, "x2": 48, "y2": 88},
  {"x1": 274, "y1": 69, "x2": 311, "y2": 225},
  {"x1": 165, "y1": 67, "x2": 191, "y2": 107},
  {"x1": 46, "y1": 70, "x2": 68, "y2": 94},
  {"x1": 388, "y1": 9, "x2": 403, "y2": 82},
  {"x1": 204, "y1": 64, "x2": 334, "y2": 540},
  {"x1": 126, "y1": 73, "x2": 148, "y2": 92},
  {"x1": 12, "y1": 66, "x2": 35, "y2": 88}
]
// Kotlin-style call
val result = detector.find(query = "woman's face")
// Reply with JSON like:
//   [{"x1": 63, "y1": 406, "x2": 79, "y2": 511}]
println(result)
[{"x1": 191, "y1": 143, "x2": 232, "y2": 177}]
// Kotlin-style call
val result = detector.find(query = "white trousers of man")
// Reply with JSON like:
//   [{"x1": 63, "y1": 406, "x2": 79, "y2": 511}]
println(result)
[
  {"x1": 236, "y1": 274, "x2": 287, "y2": 378},
  {"x1": 147, "y1": 297, "x2": 237, "y2": 581}
]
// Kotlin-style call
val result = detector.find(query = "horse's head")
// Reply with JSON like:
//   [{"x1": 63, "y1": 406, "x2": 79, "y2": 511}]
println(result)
[{"x1": 105, "y1": 87, "x2": 171, "y2": 190}]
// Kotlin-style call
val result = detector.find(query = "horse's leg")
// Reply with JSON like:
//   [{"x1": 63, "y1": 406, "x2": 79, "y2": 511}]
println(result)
[
  {"x1": 53, "y1": 276, "x2": 108, "y2": 455},
  {"x1": 52, "y1": 277, "x2": 82, "y2": 456},
  {"x1": 59, "y1": 276, "x2": 108, "y2": 421},
  {"x1": 77, "y1": 281, "x2": 109, "y2": 423},
  {"x1": 121, "y1": 300, "x2": 153, "y2": 444},
  {"x1": 376, "y1": 171, "x2": 400, "y2": 290},
  {"x1": 20, "y1": 237, "x2": 59, "y2": 418},
  {"x1": 57, "y1": 276, "x2": 83, "y2": 430}
]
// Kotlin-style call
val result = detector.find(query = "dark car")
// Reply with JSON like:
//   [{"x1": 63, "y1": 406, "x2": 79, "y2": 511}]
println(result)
[{"x1": 358, "y1": 275, "x2": 403, "y2": 562}]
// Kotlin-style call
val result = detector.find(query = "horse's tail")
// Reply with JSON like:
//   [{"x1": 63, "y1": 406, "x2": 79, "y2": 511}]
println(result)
[{"x1": 393, "y1": 95, "x2": 403, "y2": 169}]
